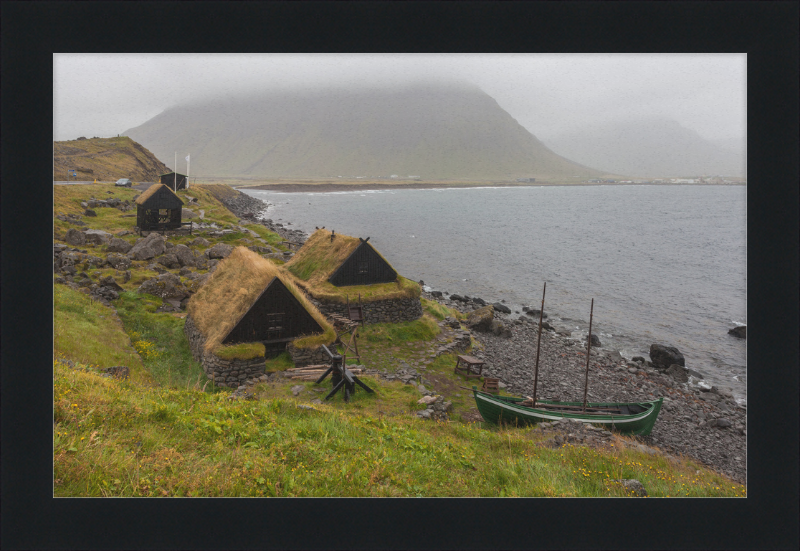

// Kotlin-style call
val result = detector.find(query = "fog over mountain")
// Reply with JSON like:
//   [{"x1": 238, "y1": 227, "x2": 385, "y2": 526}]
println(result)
[
  {"x1": 543, "y1": 119, "x2": 746, "y2": 178},
  {"x1": 125, "y1": 83, "x2": 602, "y2": 180}
]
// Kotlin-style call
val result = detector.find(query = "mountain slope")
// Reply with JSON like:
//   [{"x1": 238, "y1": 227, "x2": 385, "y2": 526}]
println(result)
[
  {"x1": 543, "y1": 119, "x2": 746, "y2": 178},
  {"x1": 54, "y1": 136, "x2": 171, "y2": 182},
  {"x1": 125, "y1": 84, "x2": 601, "y2": 180}
]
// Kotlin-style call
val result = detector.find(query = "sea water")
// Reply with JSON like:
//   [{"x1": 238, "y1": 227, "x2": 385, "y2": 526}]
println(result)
[{"x1": 242, "y1": 185, "x2": 747, "y2": 402}]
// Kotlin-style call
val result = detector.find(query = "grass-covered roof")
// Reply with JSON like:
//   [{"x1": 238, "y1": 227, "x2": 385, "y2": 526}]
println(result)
[
  {"x1": 187, "y1": 246, "x2": 334, "y2": 352},
  {"x1": 135, "y1": 183, "x2": 183, "y2": 206},
  {"x1": 285, "y1": 229, "x2": 420, "y2": 304}
]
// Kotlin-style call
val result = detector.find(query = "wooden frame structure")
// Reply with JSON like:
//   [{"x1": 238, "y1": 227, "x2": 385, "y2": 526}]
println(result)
[{"x1": 160, "y1": 172, "x2": 188, "y2": 191}]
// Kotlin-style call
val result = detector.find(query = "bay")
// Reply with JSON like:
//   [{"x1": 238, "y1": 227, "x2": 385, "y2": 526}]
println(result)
[{"x1": 243, "y1": 185, "x2": 747, "y2": 402}]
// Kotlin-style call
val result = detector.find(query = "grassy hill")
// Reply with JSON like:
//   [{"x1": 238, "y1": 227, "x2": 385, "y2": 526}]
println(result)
[
  {"x1": 54, "y1": 136, "x2": 171, "y2": 182},
  {"x1": 125, "y1": 84, "x2": 603, "y2": 181},
  {"x1": 52, "y1": 182, "x2": 744, "y2": 497}
]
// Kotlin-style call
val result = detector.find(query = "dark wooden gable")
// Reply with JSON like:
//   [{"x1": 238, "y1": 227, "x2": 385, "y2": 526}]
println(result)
[
  {"x1": 136, "y1": 185, "x2": 184, "y2": 231},
  {"x1": 328, "y1": 240, "x2": 397, "y2": 287},
  {"x1": 160, "y1": 172, "x2": 188, "y2": 190},
  {"x1": 222, "y1": 277, "x2": 323, "y2": 345}
]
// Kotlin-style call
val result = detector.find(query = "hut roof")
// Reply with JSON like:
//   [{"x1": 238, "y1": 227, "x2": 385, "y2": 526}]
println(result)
[
  {"x1": 160, "y1": 171, "x2": 187, "y2": 177},
  {"x1": 285, "y1": 229, "x2": 419, "y2": 304},
  {"x1": 135, "y1": 183, "x2": 184, "y2": 206},
  {"x1": 187, "y1": 246, "x2": 334, "y2": 352}
]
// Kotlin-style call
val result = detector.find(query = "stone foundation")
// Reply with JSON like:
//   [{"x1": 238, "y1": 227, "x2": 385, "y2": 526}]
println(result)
[
  {"x1": 184, "y1": 315, "x2": 267, "y2": 388},
  {"x1": 287, "y1": 342, "x2": 336, "y2": 367},
  {"x1": 312, "y1": 296, "x2": 423, "y2": 325}
]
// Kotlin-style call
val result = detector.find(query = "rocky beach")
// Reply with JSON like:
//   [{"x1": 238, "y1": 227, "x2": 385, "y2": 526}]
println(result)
[{"x1": 224, "y1": 189, "x2": 747, "y2": 484}]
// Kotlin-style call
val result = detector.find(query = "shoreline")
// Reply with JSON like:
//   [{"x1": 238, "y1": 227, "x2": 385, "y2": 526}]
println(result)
[
  {"x1": 237, "y1": 182, "x2": 745, "y2": 193},
  {"x1": 224, "y1": 187, "x2": 746, "y2": 483}
]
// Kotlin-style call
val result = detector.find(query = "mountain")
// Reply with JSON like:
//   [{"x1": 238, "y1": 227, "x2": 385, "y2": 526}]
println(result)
[
  {"x1": 124, "y1": 84, "x2": 601, "y2": 180},
  {"x1": 542, "y1": 119, "x2": 746, "y2": 178},
  {"x1": 54, "y1": 136, "x2": 171, "y2": 182}
]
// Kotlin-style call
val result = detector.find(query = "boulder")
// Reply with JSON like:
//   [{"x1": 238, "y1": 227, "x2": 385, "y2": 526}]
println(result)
[
  {"x1": 85, "y1": 255, "x2": 106, "y2": 267},
  {"x1": 430, "y1": 290, "x2": 443, "y2": 297},
  {"x1": 205, "y1": 243, "x2": 234, "y2": 259},
  {"x1": 156, "y1": 253, "x2": 181, "y2": 269},
  {"x1": 84, "y1": 229, "x2": 112, "y2": 245},
  {"x1": 106, "y1": 237, "x2": 133, "y2": 253},
  {"x1": 585, "y1": 334, "x2": 602, "y2": 347},
  {"x1": 106, "y1": 253, "x2": 131, "y2": 270},
  {"x1": 173, "y1": 244, "x2": 196, "y2": 267},
  {"x1": 466, "y1": 305, "x2": 494, "y2": 332},
  {"x1": 492, "y1": 302, "x2": 511, "y2": 314},
  {"x1": 728, "y1": 326, "x2": 746, "y2": 339},
  {"x1": 182, "y1": 208, "x2": 197, "y2": 219},
  {"x1": 84, "y1": 209, "x2": 97, "y2": 217},
  {"x1": 525, "y1": 308, "x2": 548, "y2": 319},
  {"x1": 631, "y1": 356, "x2": 646, "y2": 363},
  {"x1": 190, "y1": 237, "x2": 210, "y2": 248},
  {"x1": 137, "y1": 273, "x2": 189, "y2": 300},
  {"x1": 491, "y1": 319, "x2": 512, "y2": 338},
  {"x1": 99, "y1": 275, "x2": 125, "y2": 291},
  {"x1": 147, "y1": 263, "x2": 168, "y2": 274},
  {"x1": 665, "y1": 364, "x2": 689, "y2": 383},
  {"x1": 449, "y1": 294, "x2": 467, "y2": 302},
  {"x1": 649, "y1": 344, "x2": 685, "y2": 370},
  {"x1": 610, "y1": 479, "x2": 647, "y2": 497},
  {"x1": 473, "y1": 297, "x2": 486, "y2": 306},
  {"x1": 128, "y1": 233, "x2": 166, "y2": 261},
  {"x1": 65, "y1": 228, "x2": 86, "y2": 246}
]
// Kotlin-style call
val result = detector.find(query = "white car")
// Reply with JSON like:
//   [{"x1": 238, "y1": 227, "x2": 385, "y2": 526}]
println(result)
[{"x1": 115, "y1": 178, "x2": 133, "y2": 187}]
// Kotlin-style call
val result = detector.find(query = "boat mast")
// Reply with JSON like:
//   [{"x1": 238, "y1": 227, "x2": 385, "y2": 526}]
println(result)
[
  {"x1": 531, "y1": 282, "x2": 546, "y2": 407},
  {"x1": 582, "y1": 298, "x2": 594, "y2": 412}
]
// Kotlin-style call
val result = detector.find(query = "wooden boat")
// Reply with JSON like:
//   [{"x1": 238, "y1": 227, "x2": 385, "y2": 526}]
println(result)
[{"x1": 472, "y1": 387, "x2": 663, "y2": 436}]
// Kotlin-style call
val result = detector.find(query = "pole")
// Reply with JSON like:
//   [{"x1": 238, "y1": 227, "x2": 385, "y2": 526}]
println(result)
[
  {"x1": 174, "y1": 152, "x2": 177, "y2": 192},
  {"x1": 531, "y1": 282, "x2": 546, "y2": 407},
  {"x1": 186, "y1": 154, "x2": 190, "y2": 190},
  {"x1": 582, "y1": 298, "x2": 594, "y2": 412}
]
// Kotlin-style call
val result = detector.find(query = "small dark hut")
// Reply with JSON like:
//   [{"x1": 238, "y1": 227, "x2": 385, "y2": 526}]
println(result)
[
  {"x1": 160, "y1": 172, "x2": 188, "y2": 190},
  {"x1": 135, "y1": 184, "x2": 184, "y2": 231},
  {"x1": 329, "y1": 237, "x2": 398, "y2": 286}
]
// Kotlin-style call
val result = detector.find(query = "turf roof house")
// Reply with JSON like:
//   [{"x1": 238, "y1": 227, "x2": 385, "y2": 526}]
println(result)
[
  {"x1": 184, "y1": 247, "x2": 335, "y2": 386},
  {"x1": 135, "y1": 183, "x2": 184, "y2": 232},
  {"x1": 285, "y1": 229, "x2": 423, "y2": 324}
]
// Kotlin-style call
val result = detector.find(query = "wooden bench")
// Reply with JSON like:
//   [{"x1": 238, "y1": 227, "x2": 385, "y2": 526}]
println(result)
[{"x1": 454, "y1": 354, "x2": 485, "y2": 379}]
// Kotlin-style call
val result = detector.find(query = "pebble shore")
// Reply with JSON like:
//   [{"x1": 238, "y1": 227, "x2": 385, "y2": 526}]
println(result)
[
  {"x1": 231, "y1": 188, "x2": 747, "y2": 484},
  {"x1": 426, "y1": 290, "x2": 747, "y2": 484}
]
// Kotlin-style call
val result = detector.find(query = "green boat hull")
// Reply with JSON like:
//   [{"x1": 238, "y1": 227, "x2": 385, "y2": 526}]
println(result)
[{"x1": 472, "y1": 388, "x2": 663, "y2": 436}]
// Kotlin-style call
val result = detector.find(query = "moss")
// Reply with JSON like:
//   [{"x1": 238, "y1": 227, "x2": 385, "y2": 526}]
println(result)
[{"x1": 215, "y1": 342, "x2": 266, "y2": 360}]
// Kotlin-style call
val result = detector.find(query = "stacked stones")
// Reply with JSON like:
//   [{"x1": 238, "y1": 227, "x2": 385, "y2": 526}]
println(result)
[
  {"x1": 415, "y1": 395, "x2": 452, "y2": 421},
  {"x1": 184, "y1": 316, "x2": 268, "y2": 388},
  {"x1": 286, "y1": 342, "x2": 337, "y2": 367},
  {"x1": 313, "y1": 297, "x2": 423, "y2": 325},
  {"x1": 434, "y1": 328, "x2": 471, "y2": 357}
]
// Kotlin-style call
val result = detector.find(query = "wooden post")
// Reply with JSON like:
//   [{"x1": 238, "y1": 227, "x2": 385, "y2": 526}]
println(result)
[
  {"x1": 531, "y1": 282, "x2": 546, "y2": 407},
  {"x1": 582, "y1": 298, "x2": 594, "y2": 412}
]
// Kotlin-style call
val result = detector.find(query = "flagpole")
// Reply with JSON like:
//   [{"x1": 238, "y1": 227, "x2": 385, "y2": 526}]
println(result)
[
  {"x1": 174, "y1": 152, "x2": 177, "y2": 192},
  {"x1": 186, "y1": 154, "x2": 190, "y2": 190}
]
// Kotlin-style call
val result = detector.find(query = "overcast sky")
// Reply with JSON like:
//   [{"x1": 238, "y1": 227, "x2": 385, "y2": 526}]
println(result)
[{"x1": 54, "y1": 53, "x2": 745, "y2": 143}]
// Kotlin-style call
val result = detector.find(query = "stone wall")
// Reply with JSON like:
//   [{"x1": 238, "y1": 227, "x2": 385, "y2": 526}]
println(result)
[
  {"x1": 184, "y1": 315, "x2": 266, "y2": 388},
  {"x1": 312, "y1": 296, "x2": 423, "y2": 325},
  {"x1": 286, "y1": 342, "x2": 336, "y2": 367}
]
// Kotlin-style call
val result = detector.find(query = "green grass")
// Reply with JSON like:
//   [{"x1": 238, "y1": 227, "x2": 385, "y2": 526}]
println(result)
[
  {"x1": 54, "y1": 285, "x2": 151, "y2": 385},
  {"x1": 53, "y1": 360, "x2": 746, "y2": 497},
  {"x1": 421, "y1": 297, "x2": 457, "y2": 320},
  {"x1": 359, "y1": 315, "x2": 441, "y2": 343},
  {"x1": 216, "y1": 342, "x2": 266, "y2": 361},
  {"x1": 114, "y1": 291, "x2": 211, "y2": 389}
]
